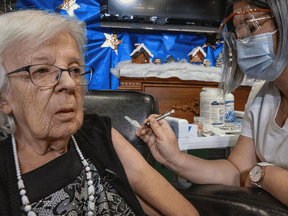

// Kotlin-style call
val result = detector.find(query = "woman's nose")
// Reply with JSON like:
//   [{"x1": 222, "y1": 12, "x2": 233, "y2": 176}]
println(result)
[{"x1": 55, "y1": 70, "x2": 77, "y2": 91}]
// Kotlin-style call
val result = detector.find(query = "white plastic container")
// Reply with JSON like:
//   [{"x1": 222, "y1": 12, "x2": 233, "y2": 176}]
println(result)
[
  {"x1": 224, "y1": 93, "x2": 234, "y2": 123},
  {"x1": 200, "y1": 87, "x2": 225, "y2": 125}
]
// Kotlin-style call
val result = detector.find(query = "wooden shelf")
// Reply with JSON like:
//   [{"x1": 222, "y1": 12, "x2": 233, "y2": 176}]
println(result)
[{"x1": 118, "y1": 76, "x2": 251, "y2": 124}]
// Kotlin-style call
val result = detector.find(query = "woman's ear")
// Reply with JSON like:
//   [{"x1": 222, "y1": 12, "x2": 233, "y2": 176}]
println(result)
[{"x1": 0, "y1": 99, "x2": 12, "y2": 114}]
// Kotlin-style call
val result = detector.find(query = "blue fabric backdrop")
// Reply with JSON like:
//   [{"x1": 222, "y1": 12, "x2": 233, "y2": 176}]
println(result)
[{"x1": 16, "y1": 0, "x2": 223, "y2": 90}]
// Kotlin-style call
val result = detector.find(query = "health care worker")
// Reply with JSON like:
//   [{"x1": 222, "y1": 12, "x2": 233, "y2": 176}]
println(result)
[{"x1": 136, "y1": 0, "x2": 288, "y2": 207}]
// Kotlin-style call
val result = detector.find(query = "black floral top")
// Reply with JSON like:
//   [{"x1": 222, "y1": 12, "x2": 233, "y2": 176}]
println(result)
[{"x1": 20, "y1": 141, "x2": 135, "y2": 216}]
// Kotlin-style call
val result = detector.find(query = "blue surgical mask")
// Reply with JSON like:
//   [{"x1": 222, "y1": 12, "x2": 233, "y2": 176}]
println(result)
[{"x1": 236, "y1": 30, "x2": 286, "y2": 81}]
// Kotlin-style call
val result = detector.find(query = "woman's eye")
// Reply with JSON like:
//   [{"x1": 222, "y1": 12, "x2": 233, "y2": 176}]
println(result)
[
  {"x1": 34, "y1": 68, "x2": 49, "y2": 74},
  {"x1": 249, "y1": 25, "x2": 257, "y2": 33},
  {"x1": 71, "y1": 67, "x2": 81, "y2": 74}
]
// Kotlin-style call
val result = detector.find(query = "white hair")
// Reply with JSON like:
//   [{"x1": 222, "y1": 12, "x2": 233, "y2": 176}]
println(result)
[{"x1": 0, "y1": 9, "x2": 87, "y2": 140}]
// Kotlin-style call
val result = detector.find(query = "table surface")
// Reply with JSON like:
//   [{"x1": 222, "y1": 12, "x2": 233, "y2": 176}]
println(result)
[{"x1": 178, "y1": 135, "x2": 239, "y2": 151}]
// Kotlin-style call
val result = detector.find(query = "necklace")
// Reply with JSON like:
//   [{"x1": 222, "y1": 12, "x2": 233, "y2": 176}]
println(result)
[{"x1": 12, "y1": 135, "x2": 95, "y2": 216}]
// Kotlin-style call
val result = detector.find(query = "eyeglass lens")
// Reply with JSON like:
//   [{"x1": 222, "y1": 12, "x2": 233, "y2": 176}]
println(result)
[
  {"x1": 222, "y1": 16, "x2": 272, "y2": 45},
  {"x1": 29, "y1": 65, "x2": 92, "y2": 87},
  {"x1": 235, "y1": 16, "x2": 272, "y2": 39},
  {"x1": 220, "y1": 7, "x2": 272, "y2": 42}
]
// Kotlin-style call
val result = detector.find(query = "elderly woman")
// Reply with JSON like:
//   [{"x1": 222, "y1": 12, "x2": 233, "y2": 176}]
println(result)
[
  {"x1": 0, "y1": 10, "x2": 199, "y2": 216},
  {"x1": 137, "y1": 0, "x2": 288, "y2": 207}
]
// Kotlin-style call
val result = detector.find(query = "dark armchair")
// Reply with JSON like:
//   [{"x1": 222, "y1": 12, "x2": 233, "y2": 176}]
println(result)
[
  {"x1": 84, "y1": 90, "x2": 288, "y2": 216},
  {"x1": 83, "y1": 90, "x2": 158, "y2": 166}
]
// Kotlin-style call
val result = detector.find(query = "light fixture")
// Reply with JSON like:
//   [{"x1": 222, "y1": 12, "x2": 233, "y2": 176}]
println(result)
[{"x1": 115, "y1": 0, "x2": 136, "y2": 5}]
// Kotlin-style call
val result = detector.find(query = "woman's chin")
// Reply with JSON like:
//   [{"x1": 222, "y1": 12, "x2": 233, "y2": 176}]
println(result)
[{"x1": 33, "y1": 117, "x2": 83, "y2": 141}]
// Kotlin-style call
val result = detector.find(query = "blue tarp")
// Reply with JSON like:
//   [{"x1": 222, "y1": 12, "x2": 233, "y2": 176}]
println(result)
[{"x1": 16, "y1": 0, "x2": 223, "y2": 90}]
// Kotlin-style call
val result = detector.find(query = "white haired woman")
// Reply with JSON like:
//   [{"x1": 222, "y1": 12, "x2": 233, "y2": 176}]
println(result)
[
  {"x1": 137, "y1": 0, "x2": 288, "y2": 207},
  {"x1": 0, "y1": 10, "x2": 199, "y2": 216}
]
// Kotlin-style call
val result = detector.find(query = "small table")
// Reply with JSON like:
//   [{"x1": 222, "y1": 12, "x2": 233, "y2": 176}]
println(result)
[{"x1": 178, "y1": 135, "x2": 238, "y2": 151}]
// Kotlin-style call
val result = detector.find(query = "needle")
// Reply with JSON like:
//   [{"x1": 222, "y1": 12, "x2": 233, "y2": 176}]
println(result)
[{"x1": 142, "y1": 110, "x2": 175, "y2": 126}]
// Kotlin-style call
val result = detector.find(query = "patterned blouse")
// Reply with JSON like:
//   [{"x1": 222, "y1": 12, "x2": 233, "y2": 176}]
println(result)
[{"x1": 20, "y1": 141, "x2": 135, "y2": 216}]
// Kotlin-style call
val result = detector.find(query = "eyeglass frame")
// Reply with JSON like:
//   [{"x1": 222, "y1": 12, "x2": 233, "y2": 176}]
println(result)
[
  {"x1": 222, "y1": 15, "x2": 274, "y2": 44},
  {"x1": 6, "y1": 64, "x2": 94, "y2": 87},
  {"x1": 219, "y1": 8, "x2": 272, "y2": 35}
]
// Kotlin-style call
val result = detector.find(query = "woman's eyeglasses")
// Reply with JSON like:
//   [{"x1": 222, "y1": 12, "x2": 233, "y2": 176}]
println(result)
[
  {"x1": 219, "y1": 8, "x2": 273, "y2": 43},
  {"x1": 6, "y1": 64, "x2": 94, "y2": 87},
  {"x1": 231, "y1": 15, "x2": 274, "y2": 39}
]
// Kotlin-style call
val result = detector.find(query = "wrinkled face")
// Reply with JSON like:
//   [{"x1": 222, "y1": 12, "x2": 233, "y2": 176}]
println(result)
[{"x1": 2, "y1": 33, "x2": 84, "y2": 141}]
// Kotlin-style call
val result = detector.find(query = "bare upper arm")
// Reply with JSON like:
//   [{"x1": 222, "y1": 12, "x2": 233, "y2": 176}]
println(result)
[
  {"x1": 228, "y1": 135, "x2": 259, "y2": 186},
  {"x1": 111, "y1": 127, "x2": 147, "y2": 185},
  {"x1": 111, "y1": 128, "x2": 199, "y2": 215}
]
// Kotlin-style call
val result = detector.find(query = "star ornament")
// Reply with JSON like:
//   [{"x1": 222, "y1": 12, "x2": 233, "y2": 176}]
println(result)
[
  {"x1": 202, "y1": 43, "x2": 216, "y2": 50},
  {"x1": 101, "y1": 33, "x2": 123, "y2": 55},
  {"x1": 57, "y1": 0, "x2": 80, "y2": 17}
]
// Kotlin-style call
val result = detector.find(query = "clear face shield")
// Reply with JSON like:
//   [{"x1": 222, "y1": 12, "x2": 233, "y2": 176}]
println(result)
[
  {"x1": 219, "y1": 5, "x2": 286, "y2": 81},
  {"x1": 219, "y1": 5, "x2": 273, "y2": 46}
]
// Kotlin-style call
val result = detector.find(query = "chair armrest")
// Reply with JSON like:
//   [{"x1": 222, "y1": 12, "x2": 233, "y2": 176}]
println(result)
[{"x1": 171, "y1": 182, "x2": 288, "y2": 216}]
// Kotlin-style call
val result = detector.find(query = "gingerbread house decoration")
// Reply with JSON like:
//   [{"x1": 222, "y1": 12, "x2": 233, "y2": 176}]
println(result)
[
  {"x1": 130, "y1": 43, "x2": 154, "y2": 64},
  {"x1": 188, "y1": 46, "x2": 206, "y2": 64}
]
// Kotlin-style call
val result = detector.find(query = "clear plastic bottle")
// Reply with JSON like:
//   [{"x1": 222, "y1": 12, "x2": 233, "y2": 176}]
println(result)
[
  {"x1": 200, "y1": 88, "x2": 225, "y2": 126},
  {"x1": 224, "y1": 93, "x2": 234, "y2": 123}
]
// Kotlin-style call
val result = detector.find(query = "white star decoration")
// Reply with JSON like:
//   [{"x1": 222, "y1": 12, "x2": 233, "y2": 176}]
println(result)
[
  {"x1": 57, "y1": 0, "x2": 80, "y2": 17},
  {"x1": 101, "y1": 33, "x2": 123, "y2": 55}
]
